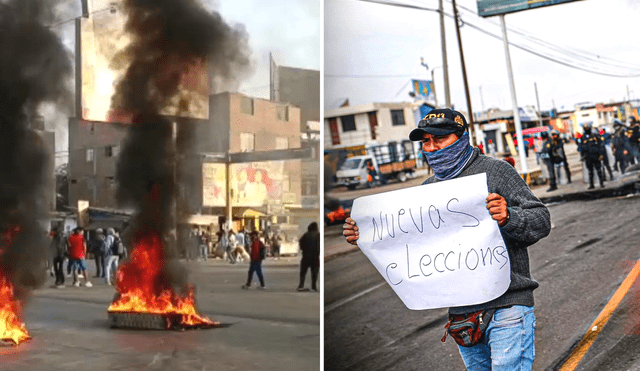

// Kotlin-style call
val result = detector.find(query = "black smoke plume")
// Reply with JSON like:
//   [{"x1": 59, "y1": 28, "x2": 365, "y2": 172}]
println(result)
[
  {"x1": 112, "y1": 0, "x2": 250, "y2": 284},
  {"x1": 0, "y1": 0, "x2": 72, "y2": 293}
]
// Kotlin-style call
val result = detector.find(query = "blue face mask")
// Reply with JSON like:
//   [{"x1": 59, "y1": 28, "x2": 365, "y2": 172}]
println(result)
[{"x1": 422, "y1": 131, "x2": 474, "y2": 180}]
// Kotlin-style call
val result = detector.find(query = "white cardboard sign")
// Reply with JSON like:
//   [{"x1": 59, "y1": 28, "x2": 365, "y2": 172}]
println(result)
[{"x1": 350, "y1": 173, "x2": 510, "y2": 310}]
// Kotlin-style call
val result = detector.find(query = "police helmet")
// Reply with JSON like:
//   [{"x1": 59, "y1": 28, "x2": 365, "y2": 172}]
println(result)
[
  {"x1": 540, "y1": 131, "x2": 549, "y2": 139},
  {"x1": 551, "y1": 130, "x2": 559, "y2": 136},
  {"x1": 613, "y1": 119, "x2": 623, "y2": 127}
]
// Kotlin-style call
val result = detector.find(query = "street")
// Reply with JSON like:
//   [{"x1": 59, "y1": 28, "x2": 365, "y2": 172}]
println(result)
[{"x1": 3, "y1": 257, "x2": 319, "y2": 371}]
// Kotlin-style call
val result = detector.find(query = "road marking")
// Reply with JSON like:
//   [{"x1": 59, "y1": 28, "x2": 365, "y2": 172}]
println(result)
[
  {"x1": 559, "y1": 259, "x2": 640, "y2": 371},
  {"x1": 324, "y1": 282, "x2": 386, "y2": 314}
]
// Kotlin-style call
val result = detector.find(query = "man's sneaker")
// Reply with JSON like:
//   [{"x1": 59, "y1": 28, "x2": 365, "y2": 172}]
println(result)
[
  {"x1": 85, "y1": 281, "x2": 93, "y2": 288},
  {"x1": 296, "y1": 287, "x2": 305, "y2": 291},
  {"x1": 78, "y1": 274, "x2": 84, "y2": 279},
  {"x1": 56, "y1": 284, "x2": 65, "y2": 289},
  {"x1": 241, "y1": 284, "x2": 249, "y2": 290},
  {"x1": 73, "y1": 281, "x2": 80, "y2": 287},
  {"x1": 257, "y1": 286, "x2": 266, "y2": 290}
]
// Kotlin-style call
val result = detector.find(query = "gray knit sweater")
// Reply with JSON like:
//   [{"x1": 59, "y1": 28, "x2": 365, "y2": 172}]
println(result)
[{"x1": 422, "y1": 148, "x2": 551, "y2": 315}]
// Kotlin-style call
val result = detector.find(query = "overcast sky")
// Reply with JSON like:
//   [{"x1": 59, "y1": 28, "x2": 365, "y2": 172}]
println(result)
[
  {"x1": 325, "y1": 0, "x2": 640, "y2": 114},
  {"x1": 49, "y1": 0, "x2": 320, "y2": 165}
]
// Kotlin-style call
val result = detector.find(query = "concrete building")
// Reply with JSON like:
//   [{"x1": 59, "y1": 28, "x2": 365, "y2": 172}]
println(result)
[
  {"x1": 324, "y1": 101, "x2": 432, "y2": 150},
  {"x1": 68, "y1": 92, "x2": 314, "y2": 236},
  {"x1": 273, "y1": 65, "x2": 320, "y2": 132}
]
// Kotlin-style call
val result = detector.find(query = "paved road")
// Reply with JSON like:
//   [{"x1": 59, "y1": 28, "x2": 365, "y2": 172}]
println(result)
[{"x1": 4, "y1": 257, "x2": 319, "y2": 371}]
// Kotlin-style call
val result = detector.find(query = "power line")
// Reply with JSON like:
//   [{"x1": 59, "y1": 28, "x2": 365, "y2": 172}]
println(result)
[{"x1": 345, "y1": 0, "x2": 640, "y2": 78}]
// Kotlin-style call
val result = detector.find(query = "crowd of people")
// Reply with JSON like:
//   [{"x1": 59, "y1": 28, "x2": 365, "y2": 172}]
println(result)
[{"x1": 49, "y1": 226, "x2": 127, "y2": 289}]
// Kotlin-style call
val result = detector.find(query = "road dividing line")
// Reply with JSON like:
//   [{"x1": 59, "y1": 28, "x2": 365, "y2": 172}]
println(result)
[
  {"x1": 324, "y1": 282, "x2": 386, "y2": 314},
  {"x1": 559, "y1": 259, "x2": 640, "y2": 371}
]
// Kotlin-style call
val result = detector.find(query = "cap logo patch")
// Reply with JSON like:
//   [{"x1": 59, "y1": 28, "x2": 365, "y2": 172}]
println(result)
[{"x1": 454, "y1": 115, "x2": 464, "y2": 126}]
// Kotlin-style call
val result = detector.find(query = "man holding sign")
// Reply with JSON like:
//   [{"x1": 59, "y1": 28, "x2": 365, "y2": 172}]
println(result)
[{"x1": 343, "y1": 108, "x2": 550, "y2": 371}]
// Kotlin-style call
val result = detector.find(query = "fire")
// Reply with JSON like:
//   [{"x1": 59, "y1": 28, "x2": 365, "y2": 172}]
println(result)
[
  {"x1": 0, "y1": 226, "x2": 30, "y2": 345},
  {"x1": 0, "y1": 275, "x2": 30, "y2": 345},
  {"x1": 108, "y1": 233, "x2": 217, "y2": 328}
]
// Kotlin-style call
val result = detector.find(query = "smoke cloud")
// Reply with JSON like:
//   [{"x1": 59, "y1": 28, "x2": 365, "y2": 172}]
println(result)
[
  {"x1": 0, "y1": 0, "x2": 72, "y2": 292},
  {"x1": 112, "y1": 0, "x2": 250, "y2": 285}
]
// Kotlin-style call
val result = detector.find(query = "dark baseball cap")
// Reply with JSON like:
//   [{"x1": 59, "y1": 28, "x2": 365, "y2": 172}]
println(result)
[{"x1": 409, "y1": 108, "x2": 468, "y2": 141}]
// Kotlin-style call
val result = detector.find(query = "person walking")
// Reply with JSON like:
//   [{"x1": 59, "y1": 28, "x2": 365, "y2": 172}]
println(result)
[
  {"x1": 343, "y1": 108, "x2": 551, "y2": 371},
  {"x1": 580, "y1": 123, "x2": 606, "y2": 189},
  {"x1": 242, "y1": 231, "x2": 266, "y2": 290},
  {"x1": 297, "y1": 222, "x2": 320, "y2": 292},
  {"x1": 366, "y1": 160, "x2": 378, "y2": 188},
  {"x1": 50, "y1": 227, "x2": 67, "y2": 288},
  {"x1": 539, "y1": 131, "x2": 558, "y2": 192},
  {"x1": 90, "y1": 228, "x2": 107, "y2": 278},
  {"x1": 67, "y1": 227, "x2": 92, "y2": 288}
]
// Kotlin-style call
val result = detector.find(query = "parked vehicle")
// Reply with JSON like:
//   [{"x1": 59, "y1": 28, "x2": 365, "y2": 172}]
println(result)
[{"x1": 334, "y1": 140, "x2": 418, "y2": 190}]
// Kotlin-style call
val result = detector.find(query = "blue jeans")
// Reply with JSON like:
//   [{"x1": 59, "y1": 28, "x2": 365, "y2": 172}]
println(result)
[
  {"x1": 246, "y1": 261, "x2": 265, "y2": 287},
  {"x1": 458, "y1": 305, "x2": 535, "y2": 371}
]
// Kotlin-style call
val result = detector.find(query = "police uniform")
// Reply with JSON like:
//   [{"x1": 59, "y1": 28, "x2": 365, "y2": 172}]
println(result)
[
  {"x1": 613, "y1": 125, "x2": 631, "y2": 173},
  {"x1": 580, "y1": 127, "x2": 605, "y2": 189}
]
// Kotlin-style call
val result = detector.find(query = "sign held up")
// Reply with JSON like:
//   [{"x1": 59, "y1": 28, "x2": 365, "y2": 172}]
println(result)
[{"x1": 350, "y1": 173, "x2": 510, "y2": 310}]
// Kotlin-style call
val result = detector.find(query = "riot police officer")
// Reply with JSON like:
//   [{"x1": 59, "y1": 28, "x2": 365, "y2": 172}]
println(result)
[
  {"x1": 613, "y1": 119, "x2": 632, "y2": 174},
  {"x1": 539, "y1": 131, "x2": 557, "y2": 192},
  {"x1": 550, "y1": 130, "x2": 571, "y2": 184},
  {"x1": 579, "y1": 123, "x2": 605, "y2": 189},
  {"x1": 628, "y1": 117, "x2": 640, "y2": 163}
]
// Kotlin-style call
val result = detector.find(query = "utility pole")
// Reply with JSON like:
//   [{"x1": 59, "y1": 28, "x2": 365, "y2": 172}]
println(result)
[
  {"x1": 439, "y1": 0, "x2": 451, "y2": 107},
  {"x1": 479, "y1": 86, "x2": 485, "y2": 112},
  {"x1": 451, "y1": 0, "x2": 475, "y2": 144},
  {"x1": 534, "y1": 82, "x2": 543, "y2": 127},
  {"x1": 499, "y1": 15, "x2": 527, "y2": 173}
]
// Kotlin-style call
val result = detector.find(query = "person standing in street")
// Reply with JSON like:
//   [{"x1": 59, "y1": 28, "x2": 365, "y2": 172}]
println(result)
[
  {"x1": 104, "y1": 228, "x2": 120, "y2": 285},
  {"x1": 366, "y1": 160, "x2": 378, "y2": 188},
  {"x1": 242, "y1": 231, "x2": 266, "y2": 290},
  {"x1": 343, "y1": 108, "x2": 551, "y2": 371},
  {"x1": 550, "y1": 130, "x2": 572, "y2": 184},
  {"x1": 50, "y1": 226, "x2": 67, "y2": 288},
  {"x1": 90, "y1": 228, "x2": 107, "y2": 278},
  {"x1": 539, "y1": 131, "x2": 558, "y2": 192},
  {"x1": 613, "y1": 120, "x2": 631, "y2": 174},
  {"x1": 628, "y1": 117, "x2": 640, "y2": 163},
  {"x1": 199, "y1": 230, "x2": 209, "y2": 261},
  {"x1": 67, "y1": 227, "x2": 92, "y2": 288},
  {"x1": 580, "y1": 123, "x2": 606, "y2": 189},
  {"x1": 297, "y1": 222, "x2": 320, "y2": 292}
]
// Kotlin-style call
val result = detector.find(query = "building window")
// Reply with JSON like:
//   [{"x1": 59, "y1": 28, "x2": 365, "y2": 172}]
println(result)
[
  {"x1": 340, "y1": 115, "x2": 356, "y2": 132},
  {"x1": 276, "y1": 105, "x2": 289, "y2": 121},
  {"x1": 240, "y1": 96, "x2": 254, "y2": 115},
  {"x1": 275, "y1": 137, "x2": 289, "y2": 150},
  {"x1": 391, "y1": 109, "x2": 406, "y2": 126},
  {"x1": 86, "y1": 148, "x2": 94, "y2": 162},
  {"x1": 301, "y1": 177, "x2": 318, "y2": 196},
  {"x1": 240, "y1": 133, "x2": 255, "y2": 152},
  {"x1": 105, "y1": 145, "x2": 120, "y2": 157}
]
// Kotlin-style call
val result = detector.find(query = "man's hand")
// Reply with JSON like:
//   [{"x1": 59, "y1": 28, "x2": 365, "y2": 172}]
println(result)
[
  {"x1": 343, "y1": 217, "x2": 359, "y2": 246},
  {"x1": 486, "y1": 193, "x2": 509, "y2": 227}
]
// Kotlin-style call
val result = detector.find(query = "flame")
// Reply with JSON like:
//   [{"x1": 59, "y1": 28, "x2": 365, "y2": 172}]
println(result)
[
  {"x1": 0, "y1": 226, "x2": 31, "y2": 345},
  {"x1": 108, "y1": 233, "x2": 217, "y2": 328}
]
